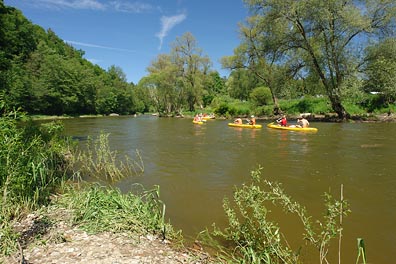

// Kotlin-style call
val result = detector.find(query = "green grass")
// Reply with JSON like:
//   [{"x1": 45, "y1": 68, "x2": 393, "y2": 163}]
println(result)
[
  {"x1": 0, "y1": 103, "x2": 179, "y2": 257},
  {"x1": 52, "y1": 184, "x2": 178, "y2": 240}
]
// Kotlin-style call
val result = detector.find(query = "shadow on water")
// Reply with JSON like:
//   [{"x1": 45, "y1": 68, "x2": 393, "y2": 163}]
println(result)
[{"x1": 62, "y1": 116, "x2": 396, "y2": 263}]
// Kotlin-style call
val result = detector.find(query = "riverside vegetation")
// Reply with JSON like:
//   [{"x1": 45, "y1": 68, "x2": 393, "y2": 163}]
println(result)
[
  {"x1": 1, "y1": 1, "x2": 395, "y2": 121},
  {"x1": 1, "y1": 106, "x2": 369, "y2": 263}
]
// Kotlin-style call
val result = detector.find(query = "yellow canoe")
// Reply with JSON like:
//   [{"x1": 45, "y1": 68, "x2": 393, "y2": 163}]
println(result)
[
  {"x1": 228, "y1": 123, "x2": 262, "y2": 129},
  {"x1": 266, "y1": 122, "x2": 318, "y2": 132}
]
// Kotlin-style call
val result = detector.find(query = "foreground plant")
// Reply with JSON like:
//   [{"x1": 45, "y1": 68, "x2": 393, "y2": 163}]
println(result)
[
  {"x1": 0, "y1": 103, "x2": 73, "y2": 255},
  {"x1": 52, "y1": 184, "x2": 178, "y2": 241},
  {"x1": 205, "y1": 167, "x2": 350, "y2": 264},
  {"x1": 73, "y1": 133, "x2": 144, "y2": 182}
]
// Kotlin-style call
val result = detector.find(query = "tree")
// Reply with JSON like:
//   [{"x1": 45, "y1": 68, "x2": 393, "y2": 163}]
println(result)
[
  {"x1": 145, "y1": 54, "x2": 180, "y2": 114},
  {"x1": 143, "y1": 32, "x2": 213, "y2": 114},
  {"x1": 201, "y1": 71, "x2": 226, "y2": 107},
  {"x1": 250, "y1": 86, "x2": 272, "y2": 106},
  {"x1": 231, "y1": 0, "x2": 396, "y2": 119},
  {"x1": 363, "y1": 38, "x2": 396, "y2": 105},
  {"x1": 226, "y1": 68, "x2": 261, "y2": 101},
  {"x1": 171, "y1": 32, "x2": 211, "y2": 111}
]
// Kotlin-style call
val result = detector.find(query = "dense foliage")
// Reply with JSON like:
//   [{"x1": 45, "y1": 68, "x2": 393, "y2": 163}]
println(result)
[
  {"x1": 222, "y1": 0, "x2": 396, "y2": 119},
  {"x1": 0, "y1": 3, "x2": 139, "y2": 116},
  {"x1": 1, "y1": 1, "x2": 395, "y2": 119}
]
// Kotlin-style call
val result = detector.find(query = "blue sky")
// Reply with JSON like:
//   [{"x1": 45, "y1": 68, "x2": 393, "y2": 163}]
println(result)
[{"x1": 4, "y1": 0, "x2": 248, "y2": 84}]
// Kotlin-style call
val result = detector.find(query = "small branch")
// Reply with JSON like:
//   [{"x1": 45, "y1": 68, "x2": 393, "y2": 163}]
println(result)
[{"x1": 338, "y1": 184, "x2": 344, "y2": 264}]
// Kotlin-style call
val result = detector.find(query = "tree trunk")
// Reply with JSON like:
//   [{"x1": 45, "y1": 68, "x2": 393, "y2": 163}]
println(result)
[{"x1": 329, "y1": 94, "x2": 349, "y2": 120}]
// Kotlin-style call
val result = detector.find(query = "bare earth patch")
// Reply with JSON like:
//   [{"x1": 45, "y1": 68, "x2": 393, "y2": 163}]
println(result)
[{"x1": 3, "y1": 211, "x2": 213, "y2": 264}]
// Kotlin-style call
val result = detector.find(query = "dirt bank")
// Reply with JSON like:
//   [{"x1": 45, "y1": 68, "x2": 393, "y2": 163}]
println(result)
[{"x1": 3, "y1": 209, "x2": 214, "y2": 264}]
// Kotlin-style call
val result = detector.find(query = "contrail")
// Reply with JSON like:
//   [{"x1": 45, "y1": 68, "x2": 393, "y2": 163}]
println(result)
[{"x1": 65, "y1": 40, "x2": 136, "y2": 53}]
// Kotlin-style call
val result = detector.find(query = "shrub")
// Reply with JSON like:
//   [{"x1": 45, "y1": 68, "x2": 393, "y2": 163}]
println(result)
[
  {"x1": 0, "y1": 116, "x2": 71, "y2": 209},
  {"x1": 205, "y1": 167, "x2": 349, "y2": 264},
  {"x1": 250, "y1": 86, "x2": 272, "y2": 106},
  {"x1": 279, "y1": 97, "x2": 331, "y2": 115}
]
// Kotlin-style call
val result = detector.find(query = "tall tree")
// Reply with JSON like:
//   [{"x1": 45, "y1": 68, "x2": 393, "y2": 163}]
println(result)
[
  {"x1": 226, "y1": 68, "x2": 261, "y2": 101},
  {"x1": 363, "y1": 38, "x2": 396, "y2": 105},
  {"x1": 229, "y1": 0, "x2": 396, "y2": 119},
  {"x1": 145, "y1": 54, "x2": 180, "y2": 114},
  {"x1": 144, "y1": 32, "x2": 212, "y2": 114},
  {"x1": 171, "y1": 32, "x2": 211, "y2": 111}
]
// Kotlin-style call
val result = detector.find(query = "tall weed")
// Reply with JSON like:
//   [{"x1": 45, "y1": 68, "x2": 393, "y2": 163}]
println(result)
[
  {"x1": 73, "y1": 133, "x2": 144, "y2": 182},
  {"x1": 205, "y1": 167, "x2": 349, "y2": 264},
  {"x1": 53, "y1": 184, "x2": 178, "y2": 240}
]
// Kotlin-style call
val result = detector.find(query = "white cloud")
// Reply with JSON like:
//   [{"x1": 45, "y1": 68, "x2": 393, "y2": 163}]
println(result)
[
  {"x1": 110, "y1": 1, "x2": 155, "y2": 13},
  {"x1": 65, "y1": 40, "x2": 136, "y2": 53},
  {"x1": 156, "y1": 13, "x2": 186, "y2": 50},
  {"x1": 33, "y1": 0, "x2": 106, "y2": 10}
]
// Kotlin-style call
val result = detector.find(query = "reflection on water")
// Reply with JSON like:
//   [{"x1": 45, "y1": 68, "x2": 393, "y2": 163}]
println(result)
[{"x1": 61, "y1": 116, "x2": 396, "y2": 263}]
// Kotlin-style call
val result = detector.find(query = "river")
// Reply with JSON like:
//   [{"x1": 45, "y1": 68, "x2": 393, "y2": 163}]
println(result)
[{"x1": 61, "y1": 115, "x2": 396, "y2": 263}]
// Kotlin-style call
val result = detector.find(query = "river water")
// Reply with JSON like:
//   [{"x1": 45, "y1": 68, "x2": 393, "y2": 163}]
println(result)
[{"x1": 61, "y1": 115, "x2": 396, "y2": 263}]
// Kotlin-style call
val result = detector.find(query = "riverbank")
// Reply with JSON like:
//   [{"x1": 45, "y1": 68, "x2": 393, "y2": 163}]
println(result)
[
  {"x1": 30, "y1": 111, "x2": 396, "y2": 123},
  {"x1": 2, "y1": 198, "x2": 214, "y2": 264}
]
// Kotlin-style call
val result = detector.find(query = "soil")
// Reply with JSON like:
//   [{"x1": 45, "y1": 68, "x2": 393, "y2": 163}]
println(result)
[{"x1": 2, "y1": 209, "x2": 215, "y2": 264}]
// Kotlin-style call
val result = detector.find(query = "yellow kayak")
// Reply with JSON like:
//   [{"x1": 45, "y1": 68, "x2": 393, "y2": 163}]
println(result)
[
  {"x1": 266, "y1": 122, "x2": 318, "y2": 132},
  {"x1": 193, "y1": 121, "x2": 204, "y2": 125},
  {"x1": 228, "y1": 123, "x2": 262, "y2": 129}
]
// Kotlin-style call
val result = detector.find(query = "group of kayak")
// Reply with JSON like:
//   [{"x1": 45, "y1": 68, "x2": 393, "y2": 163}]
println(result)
[
  {"x1": 266, "y1": 115, "x2": 318, "y2": 132},
  {"x1": 193, "y1": 114, "x2": 318, "y2": 132}
]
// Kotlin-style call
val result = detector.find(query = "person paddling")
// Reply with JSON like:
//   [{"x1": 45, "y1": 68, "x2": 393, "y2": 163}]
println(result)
[{"x1": 276, "y1": 115, "x2": 287, "y2": 126}]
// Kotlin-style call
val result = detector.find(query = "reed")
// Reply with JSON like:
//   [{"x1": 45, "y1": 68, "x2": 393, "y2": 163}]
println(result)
[
  {"x1": 356, "y1": 238, "x2": 367, "y2": 264},
  {"x1": 74, "y1": 133, "x2": 144, "y2": 182},
  {"x1": 203, "y1": 167, "x2": 351, "y2": 264}
]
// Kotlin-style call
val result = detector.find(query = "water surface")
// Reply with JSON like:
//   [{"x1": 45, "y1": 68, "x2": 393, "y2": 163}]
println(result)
[{"x1": 62, "y1": 116, "x2": 396, "y2": 263}]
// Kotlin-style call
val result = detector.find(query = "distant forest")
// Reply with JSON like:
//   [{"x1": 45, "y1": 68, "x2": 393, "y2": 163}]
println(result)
[{"x1": 0, "y1": 3, "x2": 141, "y2": 116}]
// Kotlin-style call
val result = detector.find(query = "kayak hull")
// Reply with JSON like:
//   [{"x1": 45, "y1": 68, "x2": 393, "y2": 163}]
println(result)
[
  {"x1": 267, "y1": 122, "x2": 318, "y2": 132},
  {"x1": 228, "y1": 123, "x2": 262, "y2": 129},
  {"x1": 193, "y1": 121, "x2": 204, "y2": 125}
]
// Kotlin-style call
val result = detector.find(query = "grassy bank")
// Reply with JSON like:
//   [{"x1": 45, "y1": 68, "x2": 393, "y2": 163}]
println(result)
[{"x1": 0, "y1": 106, "x2": 180, "y2": 259}]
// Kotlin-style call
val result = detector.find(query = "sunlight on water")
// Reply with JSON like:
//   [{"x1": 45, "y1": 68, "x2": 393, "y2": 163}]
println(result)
[{"x1": 62, "y1": 116, "x2": 396, "y2": 263}]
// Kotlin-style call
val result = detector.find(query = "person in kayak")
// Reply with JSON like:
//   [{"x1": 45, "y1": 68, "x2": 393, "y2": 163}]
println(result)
[
  {"x1": 248, "y1": 115, "x2": 256, "y2": 125},
  {"x1": 297, "y1": 116, "x2": 309, "y2": 128},
  {"x1": 194, "y1": 114, "x2": 202, "y2": 122},
  {"x1": 276, "y1": 115, "x2": 287, "y2": 126},
  {"x1": 234, "y1": 118, "x2": 243, "y2": 124}
]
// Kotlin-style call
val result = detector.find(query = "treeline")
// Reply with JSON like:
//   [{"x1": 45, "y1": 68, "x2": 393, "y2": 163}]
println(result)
[
  {"x1": 0, "y1": 3, "x2": 140, "y2": 116},
  {"x1": 1, "y1": 1, "x2": 396, "y2": 119}
]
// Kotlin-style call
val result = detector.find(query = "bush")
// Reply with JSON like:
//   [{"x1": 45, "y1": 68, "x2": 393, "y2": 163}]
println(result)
[
  {"x1": 250, "y1": 86, "x2": 272, "y2": 106},
  {"x1": 204, "y1": 167, "x2": 350, "y2": 264},
  {"x1": 279, "y1": 96, "x2": 331, "y2": 115},
  {"x1": 0, "y1": 104, "x2": 73, "y2": 256},
  {"x1": 0, "y1": 117, "x2": 71, "y2": 208},
  {"x1": 359, "y1": 94, "x2": 389, "y2": 113}
]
